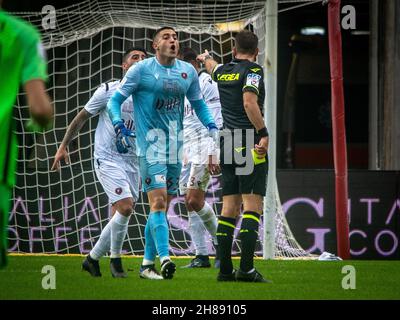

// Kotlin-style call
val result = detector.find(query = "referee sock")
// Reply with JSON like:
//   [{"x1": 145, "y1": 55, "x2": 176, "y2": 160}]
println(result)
[
  {"x1": 239, "y1": 211, "x2": 261, "y2": 272},
  {"x1": 149, "y1": 211, "x2": 170, "y2": 262},
  {"x1": 216, "y1": 216, "x2": 236, "y2": 275}
]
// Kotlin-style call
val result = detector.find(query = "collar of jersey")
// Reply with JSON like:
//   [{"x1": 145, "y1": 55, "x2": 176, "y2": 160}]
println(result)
[
  {"x1": 154, "y1": 57, "x2": 175, "y2": 69},
  {"x1": 232, "y1": 58, "x2": 248, "y2": 63}
]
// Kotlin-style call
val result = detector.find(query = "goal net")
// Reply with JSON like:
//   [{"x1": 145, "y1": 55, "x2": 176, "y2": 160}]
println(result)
[{"x1": 10, "y1": 0, "x2": 316, "y2": 259}]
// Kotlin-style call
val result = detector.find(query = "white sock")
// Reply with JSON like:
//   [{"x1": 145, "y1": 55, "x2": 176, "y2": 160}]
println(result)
[
  {"x1": 90, "y1": 219, "x2": 112, "y2": 260},
  {"x1": 188, "y1": 211, "x2": 208, "y2": 256},
  {"x1": 160, "y1": 256, "x2": 170, "y2": 264},
  {"x1": 142, "y1": 259, "x2": 155, "y2": 266},
  {"x1": 196, "y1": 202, "x2": 218, "y2": 245},
  {"x1": 110, "y1": 211, "x2": 130, "y2": 258}
]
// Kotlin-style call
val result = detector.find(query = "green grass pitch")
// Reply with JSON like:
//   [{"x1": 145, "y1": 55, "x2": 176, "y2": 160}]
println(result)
[{"x1": 1, "y1": 255, "x2": 399, "y2": 300}]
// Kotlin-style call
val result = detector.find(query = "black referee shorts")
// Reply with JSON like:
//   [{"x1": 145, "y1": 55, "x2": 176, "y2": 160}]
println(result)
[{"x1": 220, "y1": 130, "x2": 268, "y2": 196}]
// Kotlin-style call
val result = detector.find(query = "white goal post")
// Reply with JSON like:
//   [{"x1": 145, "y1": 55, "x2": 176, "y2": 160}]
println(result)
[{"x1": 10, "y1": 0, "x2": 317, "y2": 259}]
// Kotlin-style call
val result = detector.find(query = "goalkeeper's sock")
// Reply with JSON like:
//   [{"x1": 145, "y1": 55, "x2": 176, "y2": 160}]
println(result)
[
  {"x1": 110, "y1": 211, "x2": 130, "y2": 258},
  {"x1": 90, "y1": 218, "x2": 112, "y2": 260},
  {"x1": 149, "y1": 211, "x2": 170, "y2": 262},
  {"x1": 196, "y1": 202, "x2": 218, "y2": 246},
  {"x1": 143, "y1": 217, "x2": 157, "y2": 265},
  {"x1": 239, "y1": 211, "x2": 261, "y2": 272},
  {"x1": 188, "y1": 211, "x2": 208, "y2": 256},
  {"x1": 216, "y1": 216, "x2": 236, "y2": 275}
]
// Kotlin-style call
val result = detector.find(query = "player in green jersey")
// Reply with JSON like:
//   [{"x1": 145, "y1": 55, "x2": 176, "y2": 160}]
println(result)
[{"x1": 0, "y1": 5, "x2": 53, "y2": 268}]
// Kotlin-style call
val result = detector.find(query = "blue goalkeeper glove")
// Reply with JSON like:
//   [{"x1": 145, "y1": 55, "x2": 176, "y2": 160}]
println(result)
[
  {"x1": 113, "y1": 120, "x2": 135, "y2": 154},
  {"x1": 207, "y1": 123, "x2": 219, "y2": 146}
]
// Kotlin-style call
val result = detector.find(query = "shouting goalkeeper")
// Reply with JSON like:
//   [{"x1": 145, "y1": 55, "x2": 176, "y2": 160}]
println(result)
[
  {"x1": 107, "y1": 27, "x2": 218, "y2": 280},
  {"x1": 52, "y1": 48, "x2": 147, "y2": 278}
]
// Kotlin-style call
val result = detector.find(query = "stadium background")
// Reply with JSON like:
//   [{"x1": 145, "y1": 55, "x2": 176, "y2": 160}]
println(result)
[{"x1": 3, "y1": 0, "x2": 399, "y2": 260}]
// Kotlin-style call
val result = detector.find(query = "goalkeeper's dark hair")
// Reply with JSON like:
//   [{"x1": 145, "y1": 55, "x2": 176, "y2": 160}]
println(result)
[
  {"x1": 180, "y1": 47, "x2": 198, "y2": 63},
  {"x1": 122, "y1": 47, "x2": 147, "y2": 62},
  {"x1": 153, "y1": 26, "x2": 177, "y2": 41},
  {"x1": 235, "y1": 30, "x2": 258, "y2": 55}
]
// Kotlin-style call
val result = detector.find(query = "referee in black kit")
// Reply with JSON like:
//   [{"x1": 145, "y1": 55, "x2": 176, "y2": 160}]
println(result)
[{"x1": 197, "y1": 30, "x2": 270, "y2": 283}]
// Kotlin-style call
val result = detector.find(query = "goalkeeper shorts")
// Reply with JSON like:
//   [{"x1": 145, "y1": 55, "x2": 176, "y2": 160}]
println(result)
[{"x1": 139, "y1": 157, "x2": 182, "y2": 195}]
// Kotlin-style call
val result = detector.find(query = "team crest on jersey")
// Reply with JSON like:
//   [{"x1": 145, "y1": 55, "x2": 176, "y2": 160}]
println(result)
[
  {"x1": 181, "y1": 72, "x2": 187, "y2": 79},
  {"x1": 115, "y1": 187, "x2": 122, "y2": 195}
]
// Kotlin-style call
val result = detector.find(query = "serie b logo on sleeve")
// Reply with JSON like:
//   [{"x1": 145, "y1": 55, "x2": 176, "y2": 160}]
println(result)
[
  {"x1": 246, "y1": 73, "x2": 261, "y2": 88},
  {"x1": 181, "y1": 72, "x2": 187, "y2": 79},
  {"x1": 115, "y1": 187, "x2": 122, "y2": 195}
]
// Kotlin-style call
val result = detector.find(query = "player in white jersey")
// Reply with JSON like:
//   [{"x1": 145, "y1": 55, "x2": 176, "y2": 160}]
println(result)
[
  {"x1": 51, "y1": 48, "x2": 147, "y2": 278},
  {"x1": 178, "y1": 48, "x2": 223, "y2": 268}
]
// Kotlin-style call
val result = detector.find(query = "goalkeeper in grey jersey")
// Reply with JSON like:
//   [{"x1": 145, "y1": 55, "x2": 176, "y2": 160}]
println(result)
[{"x1": 51, "y1": 48, "x2": 152, "y2": 278}]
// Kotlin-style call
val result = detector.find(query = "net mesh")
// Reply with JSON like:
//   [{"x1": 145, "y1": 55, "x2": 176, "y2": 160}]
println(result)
[{"x1": 9, "y1": 0, "x2": 317, "y2": 258}]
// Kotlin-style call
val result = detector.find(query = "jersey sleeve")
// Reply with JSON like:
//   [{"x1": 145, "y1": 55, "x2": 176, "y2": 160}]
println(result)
[
  {"x1": 20, "y1": 28, "x2": 48, "y2": 84},
  {"x1": 84, "y1": 84, "x2": 108, "y2": 116},
  {"x1": 210, "y1": 64, "x2": 223, "y2": 82},
  {"x1": 242, "y1": 65, "x2": 264, "y2": 96},
  {"x1": 117, "y1": 63, "x2": 141, "y2": 97}
]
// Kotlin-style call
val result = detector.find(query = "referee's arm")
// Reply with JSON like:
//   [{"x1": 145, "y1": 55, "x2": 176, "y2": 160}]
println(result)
[
  {"x1": 243, "y1": 91, "x2": 269, "y2": 157},
  {"x1": 196, "y1": 49, "x2": 218, "y2": 76}
]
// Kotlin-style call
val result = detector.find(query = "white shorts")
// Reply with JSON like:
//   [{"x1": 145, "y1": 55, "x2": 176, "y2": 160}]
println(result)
[
  {"x1": 94, "y1": 157, "x2": 140, "y2": 204},
  {"x1": 179, "y1": 162, "x2": 211, "y2": 195}
]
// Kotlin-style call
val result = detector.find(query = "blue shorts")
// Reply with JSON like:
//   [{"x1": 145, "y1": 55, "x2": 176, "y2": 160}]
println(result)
[{"x1": 139, "y1": 157, "x2": 182, "y2": 195}]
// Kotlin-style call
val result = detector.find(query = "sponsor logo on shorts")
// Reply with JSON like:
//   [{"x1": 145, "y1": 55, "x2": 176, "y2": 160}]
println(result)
[{"x1": 155, "y1": 175, "x2": 166, "y2": 183}]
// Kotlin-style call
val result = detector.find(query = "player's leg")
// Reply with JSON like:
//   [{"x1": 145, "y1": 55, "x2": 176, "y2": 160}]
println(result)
[
  {"x1": 150, "y1": 162, "x2": 183, "y2": 279},
  {"x1": 217, "y1": 192, "x2": 242, "y2": 281},
  {"x1": 146, "y1": 188, "x2": 176, "y2": 279},
  {"x1": 236, "y1": 161, "x2": 270, "y2": 283},
  {"x1": 184, "y1": 164, "x2": 218, "y2": 268},
  {"x1": 0, "y1": 184, "x2": 11, "y2": 269},
  {"x1": 179, "y1": 161, "x2": 208, "y2": 267},
  {"x1": 139, "y1": 158, "x2": 173, "y2": 279},
  {"x1": 83, "y1": 159, "x2": 135, "y2": 277},
  {"x1": 108, "y1": 197, "x2": 134, "y2": 278}
]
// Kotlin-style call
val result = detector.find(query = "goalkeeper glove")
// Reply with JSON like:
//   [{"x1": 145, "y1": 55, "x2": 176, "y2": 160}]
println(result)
[{"x1": 113, "y1": 120, "x2": 135, "y2": 154}]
